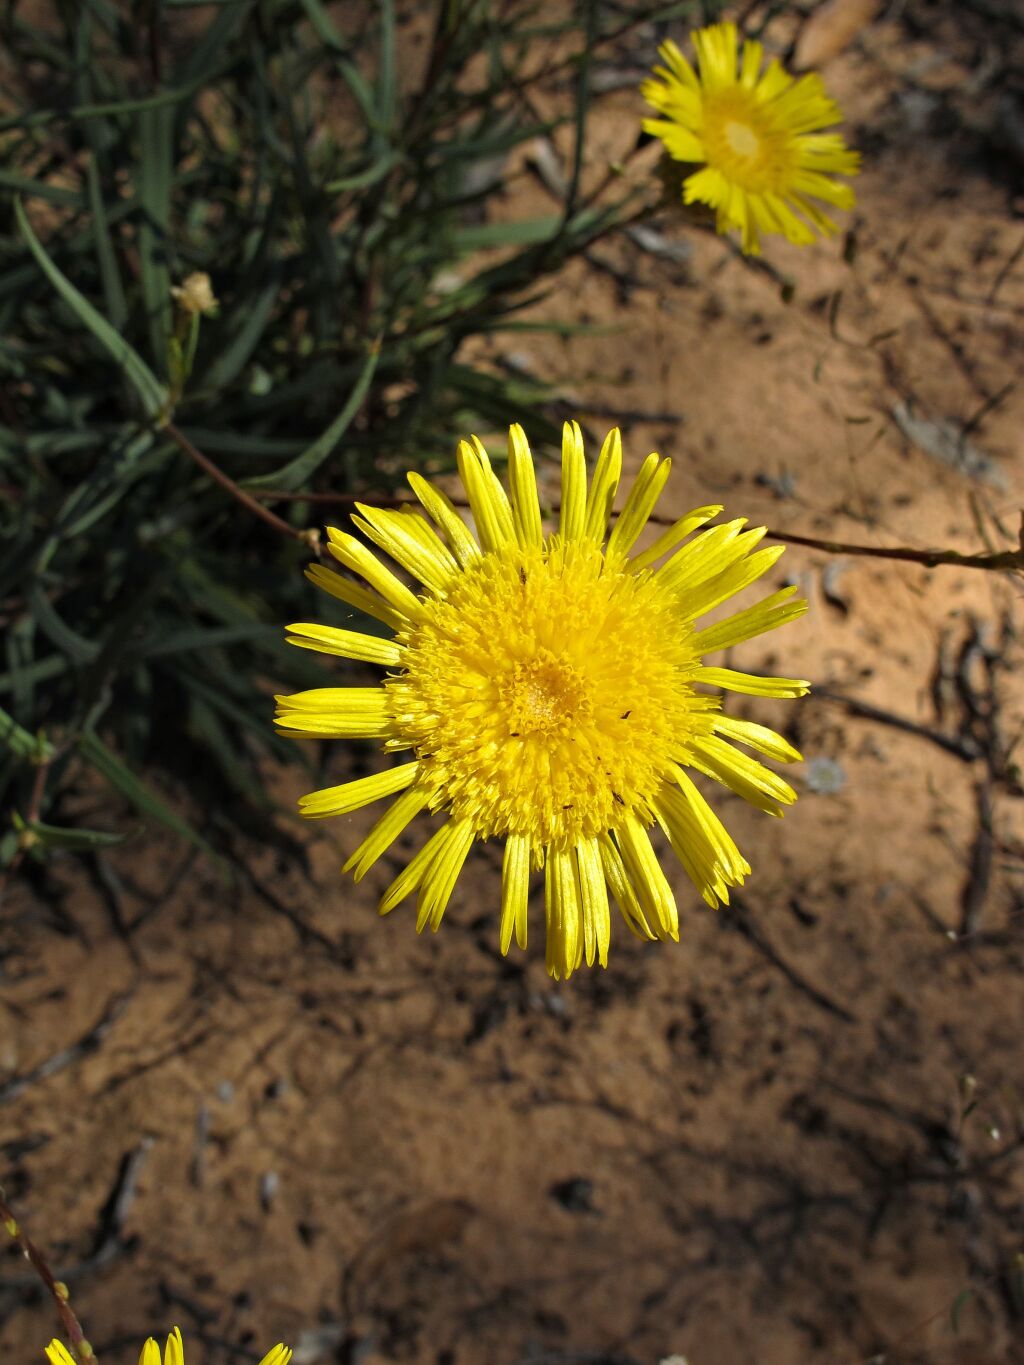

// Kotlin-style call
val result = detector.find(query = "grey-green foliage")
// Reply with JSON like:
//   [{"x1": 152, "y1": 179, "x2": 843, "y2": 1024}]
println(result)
[{"x1": 0, "y1": 0, "x2": 698, "y2": 858}]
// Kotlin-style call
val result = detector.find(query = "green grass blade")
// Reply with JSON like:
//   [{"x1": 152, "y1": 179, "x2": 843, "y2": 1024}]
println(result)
[
  {"x1": 244, "y1": 340, "x2": 381, "y2": 489},
  {"x1": 14, "y1": 198, "x2": 167, "y2": 419},
  {"x1": 79, "y1": 730, "x2": 215, "y2": 857},
  {"x1": 85, "y1": 154, "x2": 128, "y2": 330},
  {"x1": 0, "y1": 704, "x2": 54, "y2": 762},
  {"x1": 27, "y1": 819, "x2": 126, "y2": 851},
  {"x1": 137, "y1": 105, "x2": 175, "y2": 378}
]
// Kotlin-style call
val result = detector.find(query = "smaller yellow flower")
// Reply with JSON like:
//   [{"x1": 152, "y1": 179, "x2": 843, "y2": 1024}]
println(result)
[
  {"x1": 46, "y1": 1329, "x2": 292, "y2": 1365},
  {"x1": 642, "y1": 21, "x2": 860, "y2": 254}
]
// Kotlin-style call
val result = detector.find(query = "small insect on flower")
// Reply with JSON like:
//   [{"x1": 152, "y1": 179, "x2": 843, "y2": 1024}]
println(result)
[
  {"x1": 642, "y1": 20, "x2": 860, "y2": 254},
  {"x1": 277, "y1": 423, "x2": 809, "y2": 980},
  {"x1": 46, "y1": 1330, "x2": 291, "y2": 1365}
]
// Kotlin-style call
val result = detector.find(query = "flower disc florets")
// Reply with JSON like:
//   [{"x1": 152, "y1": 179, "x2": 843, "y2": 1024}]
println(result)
[
  {"x1": 277, "y1": 422, "x2": 809, "y2": 979},
  {"x1": 388, "y1": 537, "x2": 706, "y2": 849}
]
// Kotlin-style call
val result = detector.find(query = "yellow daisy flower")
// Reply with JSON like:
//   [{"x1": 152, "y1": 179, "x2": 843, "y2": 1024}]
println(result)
[
  {"x1": 45, "y1": 1330, "x2": 291, "y2": 1365},
  {"x1": 278, "y1": 423, "x2": 808, "y2": 980},
  {"x1": 642, "y1": 20, "x2": 860, "y2": 254}
]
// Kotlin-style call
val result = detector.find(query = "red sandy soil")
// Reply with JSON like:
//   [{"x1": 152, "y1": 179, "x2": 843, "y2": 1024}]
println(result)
[{"x1": 3, "y1": 4, "x2": 1024, "y2": 1364}]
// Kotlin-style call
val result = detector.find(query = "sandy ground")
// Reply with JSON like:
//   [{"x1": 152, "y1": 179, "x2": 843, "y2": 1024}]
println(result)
[{"x1": 3, "y1": 3, "x2": 1024, "y2": 1364}]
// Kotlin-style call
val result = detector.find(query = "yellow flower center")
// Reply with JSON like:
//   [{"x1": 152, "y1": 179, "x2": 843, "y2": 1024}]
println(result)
[
  {"x1": 702, "y1": 88, "x2": 794, "y2": 193},
  {"x1": 386, "y1": 538, "x2": 708, "y2": 849},
  {"x1": 724, "y1": 120, "x2": 761, "y2": 158},
  {"x1": 507, "y1": 653, "x2": 591, "y2": 737}
]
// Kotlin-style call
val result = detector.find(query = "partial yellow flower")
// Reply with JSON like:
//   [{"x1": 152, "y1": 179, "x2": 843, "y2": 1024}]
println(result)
[
  {"x1": 46, "y1": 1330, "x2": 291, "y2": 1365},
  {"x1": 278, "y1": 423, "x2": 808, "y2": 980},
  {"x1": 642, "y1": 20, "x2": 860, "y2": 254}
]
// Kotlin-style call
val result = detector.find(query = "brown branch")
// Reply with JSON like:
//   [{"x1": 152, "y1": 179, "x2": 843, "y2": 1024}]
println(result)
[
  {"x1": 163, "y1": 423, "x2": 322, "y2": 556},
  {"x1": 248, "y1": 488, "x2": 404, "y2": 507},
  {"x1": 0, "y1": 1192, "x2": 95, "y2": 1361},
  {"x1": 761, "y1": 522, "x2": 1024, "y2": 574},
  {"x1": 251, "y1": 485, "x2": 1024, "y2": 576}
]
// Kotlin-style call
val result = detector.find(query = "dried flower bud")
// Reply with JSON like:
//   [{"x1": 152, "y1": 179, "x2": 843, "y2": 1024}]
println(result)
[{"x1": 171, "y1": 272, "x2": 217, "y2": 317}]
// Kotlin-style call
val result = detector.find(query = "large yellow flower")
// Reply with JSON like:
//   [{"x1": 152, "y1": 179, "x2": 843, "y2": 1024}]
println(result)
[
  {"x1": 278, "y1": 424, "x2": 808, "y2": 979},
  {"x1": 46, "y1": 1330, "x2": 291, "y2": 1365},
  {"x1": 642, "y1": 21, "x2": 860, "y2": 254}
]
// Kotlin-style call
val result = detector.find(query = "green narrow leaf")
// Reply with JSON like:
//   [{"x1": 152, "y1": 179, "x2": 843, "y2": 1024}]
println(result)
[
  {"x1": 85, "y1": 154, "x2": 128, "y2": 330},
  {"x1": 326, "y1": 151, "x2": 402, "y2": 193},
  {"x1": 203, "y1": 277, "x2": 280, "y2": 390},
  {"x1": 451, "y1": 216, "x2": 561, "y2": 250},
  {"x1": 0, "y1": 655, "x2": 68, "y2": 696},
  {"x1": 29, "y1": 586, "x2": 101, "y2": 663},
  {"x1": 950, "y1": 1288, "x2": 973, "y2": 1333},
  {"x1": 137, "y1": 105, "x2": 175, "y2": 378},
  {"x1": 0, "y1": 704, "x2": 54, "y2": 762},
  {"x1": 298, "y1": 0, "x2": 347, "y2": 49},
  {"x1": 244, "y1": 340, "x2": 381, "y2": 490},
  {"x1": 0, "y1": 173, "x2": 84, "y2": 205},
  {"x1": 141, "y1": 623, "x2": 282, "y2": 658},
  {"x1": 78, "y1": 730, "x2": 215, "y2": 858},
  {"x1": 27, "y1": 819, "x2": 126, "y2": 851},
  {"x1": 14, "y1": 198, "x2": 167, "y2": 419}
]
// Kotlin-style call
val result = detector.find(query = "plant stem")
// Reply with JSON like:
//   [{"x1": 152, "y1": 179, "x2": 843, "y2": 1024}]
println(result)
[
  {"x1": 0, "y1": 1191, "x2": 95, "y2": 1361},
  {"x1": 164, "y1": 423, "x2": 322, "y2": 555},
  {"x1": 761, "y1": 522, "x2": 1024, "y2": 573},
  {"x1": 249, "y1": 487, "x2": 1024, "y2": 575}
]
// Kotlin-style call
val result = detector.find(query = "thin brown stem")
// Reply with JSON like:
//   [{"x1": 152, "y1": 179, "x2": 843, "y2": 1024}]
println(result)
[
  {"x1": 251, "y1": 485, "x2": 1024, "y2": 576},
  {"x1": 0, "y1": 1191, "x2": 94, "y2": 1360},
  {"x1": 163, "y1": 423, "x2": 322, "y2": 556},
  {"x1": 760, "y1": 523, "x2": 1024, "y2": 574},
  {"x1": 248, "y1": 489, "x2": 404, "y2": 506}
]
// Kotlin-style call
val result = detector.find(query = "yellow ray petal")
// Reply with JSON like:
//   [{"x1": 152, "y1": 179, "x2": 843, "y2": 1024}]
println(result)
[
  {"x1": 615, "y1": 813, "x2": 679, "y2": 940},
  {"x1": 275, "y1": 687, "x2": 391, "y2": 739},
  {"x1": 164, "y1": 1329, "x2": 184, "y2": 1365},
  {"x1": 679, "y1": 543, "x2": 784, "y2": 622},
  {"x1": 286, "y1": 622, "x2": 401, "y2": 666},
  {"x1": 576, "y1": 837, "x2": 610, "y2": 968},
  {"x1": 325, "y1": 529, "x2": 423, "y2": 620},
  {"x1": 344, "y1": 783, "x2": 435, "y2": 880},
  {"x1": 544, "y1": 847, "x2": 582, "y2": 979},
  {"x1": 597, "y1": 833, "x2": 656, "y2": 940},
  {"x1": 628, "y1": 505, "x2": 722, "y2": 574},
  {"x1": 305, "y1": 563, "x2": 405, "y2": 632},
  {"x1": 711, "y1": 716, "x2": 802, "y2": 764},
  {"x1": 695, "y1": 666, "x2": 810, "y2": 698},
  {"x1": 656, "y1": 519, "x2": 749, "y2": 592},
  {"x1": 415, "y1": 817, "x2": 475, "y2": 932},
  {"x1": 690, "y1": 733, "x2": 797, "y2": 815},
  {"x1": 458, "y1": 438, "x2": 515, "y2": 550},
  {"x1": 606, "y1": 453, "x2": 672, "y2": 562},
  {"x1": 584, "y1": 426, "x2": 623, "y2": 542},
  {"x1": 507, "y1": 423, "x2": 543, "y2": 550},
  {"x1": 559, "y1": 420, "x2": 587, "y2": 540},
  {"x1": 653, "y1": 782, "x2": 733, "y2": 909},
  {"x1": 407, "y1": 472, "x2": 481, "y2": 568},
  {"x1": 690, "y1": 585, "x2": 807, "y2": 654},
  {"x1": 299, "y1": 762, "x2": 419, "y2": 819},
  {"x1": 671, "y1": 766, "x2": 750, "y2": 884},
  {"x1": 379, "y1": 820, "x2": 455, "y2": 914},
  {"x1": 352, "y1": 505, "x2": 458, "y2": 595},
  {"x1": 500, "y1": 834, "x2": 531, "y2": 953}
]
